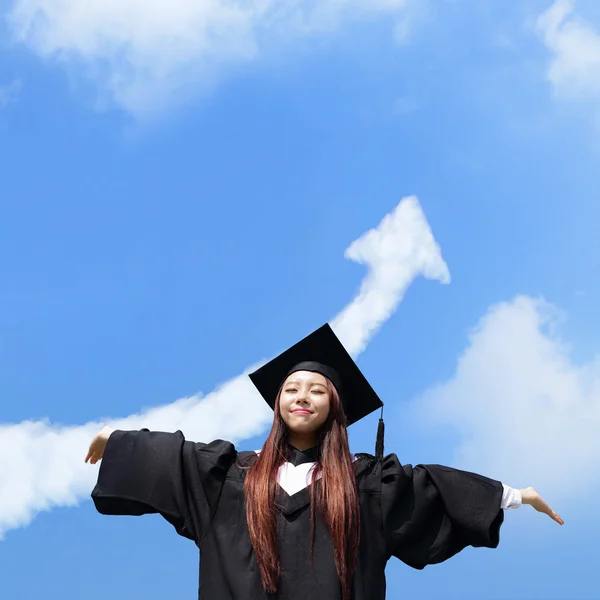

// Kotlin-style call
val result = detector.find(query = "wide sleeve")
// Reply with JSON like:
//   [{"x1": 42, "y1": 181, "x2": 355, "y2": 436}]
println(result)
[
  {"x1": 381, "y1": 454, "x2": 504, "y2": 569},
  {"x1": 91, "y1": 429, "x2": 237, "y2": 543}
]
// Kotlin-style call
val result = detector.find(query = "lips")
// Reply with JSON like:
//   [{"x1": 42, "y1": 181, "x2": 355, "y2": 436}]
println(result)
[{"x1": 291, "y1": 409, "x2": 312, "y2": 415}]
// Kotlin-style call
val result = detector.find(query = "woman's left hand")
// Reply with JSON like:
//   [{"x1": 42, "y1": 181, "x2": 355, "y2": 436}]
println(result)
[{"x1": 520, "y1": 487, "x2": 564, "y2": 525}]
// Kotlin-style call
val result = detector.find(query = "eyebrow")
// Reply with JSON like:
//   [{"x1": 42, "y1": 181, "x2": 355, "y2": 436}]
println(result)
[{"x1": 284, "y1": 380, "x2": 326, "y2": 388}]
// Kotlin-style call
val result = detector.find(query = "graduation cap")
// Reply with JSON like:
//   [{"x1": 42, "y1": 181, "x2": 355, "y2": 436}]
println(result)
[{"x1": 249, "y1": 323, "x2": 386, "y2": 459}]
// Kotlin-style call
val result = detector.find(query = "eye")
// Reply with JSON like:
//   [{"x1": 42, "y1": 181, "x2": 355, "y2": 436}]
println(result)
[
  {"x1": 312, "y1": 390, "x2": 325, "y2": 395},
  {"x1": 285, "y1": 388, "x2": 297, "y2": 393}
]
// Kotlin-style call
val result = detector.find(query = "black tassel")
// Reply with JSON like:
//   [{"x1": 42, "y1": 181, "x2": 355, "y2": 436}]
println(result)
[{"x1": 375, "y1": 404, "x2": 385, "y2": 460}]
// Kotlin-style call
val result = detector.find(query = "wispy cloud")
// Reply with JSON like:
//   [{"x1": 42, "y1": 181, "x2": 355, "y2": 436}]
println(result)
[
  {"x1": 7, "y1": 0, "x2": 412, "y2": 118},
  {"x1": 410, "y1": 295, "x2": 600, "y2": 506},
  {"x1": 536, "y1": 0, "x2": 600, "y2": 101},
  {"x1": 0, "y1": 79, "x2": 22, "y2": 106},
  {"x1": 0, "y1": 195, "x2": 449, "y2": 539}
]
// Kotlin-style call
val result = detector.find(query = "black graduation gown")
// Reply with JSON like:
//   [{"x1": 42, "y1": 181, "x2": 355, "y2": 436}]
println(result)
[{"x1": 91, "y1": 429, "x2": 505, "y2": 599}]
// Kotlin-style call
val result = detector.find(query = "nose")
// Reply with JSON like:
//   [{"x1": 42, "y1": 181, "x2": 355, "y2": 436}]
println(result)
[{"x1": 295, "y1": 388, "x2": 311, "y2": 404}]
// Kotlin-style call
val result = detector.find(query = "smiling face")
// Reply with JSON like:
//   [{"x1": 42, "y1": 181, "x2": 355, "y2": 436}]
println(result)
[{"x1": 279, "y1": 370, "x2": 332, "y2": 441}]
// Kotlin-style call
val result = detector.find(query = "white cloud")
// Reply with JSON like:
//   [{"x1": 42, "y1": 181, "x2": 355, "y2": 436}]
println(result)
[
  {"x1": 7, "y1": 0, "x2": 411, "y2": 117},
  {"x1": 0, "y1": 195, "x2": 449, "y2": 539},
  {"x1": 0, "y1": 79, "x2": 22, "y2": 106},
  {"x1": 536, "y1": 0, "x2": 600, "y2": 101},
  {"x1": 410, "y1": 295, "x2": 600, "y2": 506}
]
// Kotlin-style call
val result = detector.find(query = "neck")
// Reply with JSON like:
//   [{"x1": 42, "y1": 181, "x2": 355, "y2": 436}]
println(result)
[{"x1": 287, "y1": 432, "x2": 319, "y2": 451}]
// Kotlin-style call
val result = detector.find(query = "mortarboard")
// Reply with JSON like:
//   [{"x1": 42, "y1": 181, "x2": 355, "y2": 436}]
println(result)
[{"x1": 249, "y1": 323, "x2": 386, "y2": 458}]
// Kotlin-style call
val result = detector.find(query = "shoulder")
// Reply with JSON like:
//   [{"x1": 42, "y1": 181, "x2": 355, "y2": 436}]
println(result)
[
  {"x1": 353, "y1": 453, "x2": 408, "y2": 484},
  {"x1": 222, "y1": 448, "x2": 260, "y2": 480},
  {"x1": 353, "y1": 452, "x2": 382, "y2": 491},
  {"x1": 236, "y1": 449, "x2": 260, "y2": 464},
  {"x1": 181, "y1": 439, "x2": 244, "y2": 478},
  {"x1": 352, "y1": 451, "x2": 401, "y2": 468}
]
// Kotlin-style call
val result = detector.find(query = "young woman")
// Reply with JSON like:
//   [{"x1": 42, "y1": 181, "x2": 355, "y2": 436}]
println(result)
[{"x1": 86, "y1": 324, "x2": 563, "y2": 600}]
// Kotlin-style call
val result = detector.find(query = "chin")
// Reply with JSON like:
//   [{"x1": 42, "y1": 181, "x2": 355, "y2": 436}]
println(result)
[
  {"x1": 287, "y1": 423, "x2": 319, "y2": 435},
  {"x1": 287, "y1": 426, "x2": 311, "y2": 434}
]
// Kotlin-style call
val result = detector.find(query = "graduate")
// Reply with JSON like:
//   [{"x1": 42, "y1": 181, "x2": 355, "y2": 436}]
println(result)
[{"x1": 86, "y1": 324, "x2": 563, "y2": 600}]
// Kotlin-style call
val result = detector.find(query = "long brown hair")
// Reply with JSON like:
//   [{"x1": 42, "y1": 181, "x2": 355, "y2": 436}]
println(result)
[{"x1": 244, "y1": 380, "x2": 360, "y2": 600}]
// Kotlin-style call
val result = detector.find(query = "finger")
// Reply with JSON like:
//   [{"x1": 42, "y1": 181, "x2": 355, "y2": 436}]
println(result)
[
  {"x1": 542, "y1": 501, "x2": 559, "y2": 522},
  {"x1": 85, "y1": 442, "x2": 96, "y2": 463},
  {"x1": 544, "y1": 505, "x2": 563, "y2": 525},
  {"x1": 530, "y1": 494, "x2": 563, "y2": 525}
]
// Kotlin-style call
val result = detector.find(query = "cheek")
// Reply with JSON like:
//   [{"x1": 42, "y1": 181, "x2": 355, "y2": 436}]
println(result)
[
  {"x1": 316, "y1": 396, "x2": 331, "y2": 420},
  {"x1": 280, "y1": 412, "x2": 291, "y2": 428},
  {"x1": 279, "y1": 397, "x2": 292, "y2": 422}
]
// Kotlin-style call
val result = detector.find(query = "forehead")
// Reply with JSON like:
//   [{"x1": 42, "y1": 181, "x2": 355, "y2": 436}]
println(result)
[{"x1": 283, "y1": 370, "x2": 328, "y2": 386}]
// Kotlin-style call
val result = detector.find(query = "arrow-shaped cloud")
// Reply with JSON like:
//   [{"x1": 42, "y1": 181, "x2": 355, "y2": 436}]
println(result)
[{"x1": 0, "y1": 196, "x2": 449, "y2": 539}]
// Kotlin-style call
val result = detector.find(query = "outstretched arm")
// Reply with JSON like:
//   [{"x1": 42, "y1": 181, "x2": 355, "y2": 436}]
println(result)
[
  {"x1": 85, "y1": 426, "x2": 237, "y2": 543},
  {"x1": 382, "y1": 456, "x2": 565, "y2": 570}
]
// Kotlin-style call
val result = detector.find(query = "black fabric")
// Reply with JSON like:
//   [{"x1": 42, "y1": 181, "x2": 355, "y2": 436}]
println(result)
[
  {"x1": 287, "y1": 444, "x2": 320, "y2": 466},
  {"x1": 92, "y1": 430, "x2": 505, "y2": 600},
  {"x1": 248, "y1": 324, "x2": 383, "y2": 426}
]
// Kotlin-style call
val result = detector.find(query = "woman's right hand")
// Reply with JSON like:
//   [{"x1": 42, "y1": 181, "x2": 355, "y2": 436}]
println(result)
[{"x1": 85, "y1": 426, "x2": 116, "y2": 464}]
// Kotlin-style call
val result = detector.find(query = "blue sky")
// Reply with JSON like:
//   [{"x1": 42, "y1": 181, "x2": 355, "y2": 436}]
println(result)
[{"x1": 1, "y1": 0, "x2": 599, "y2": 598}]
